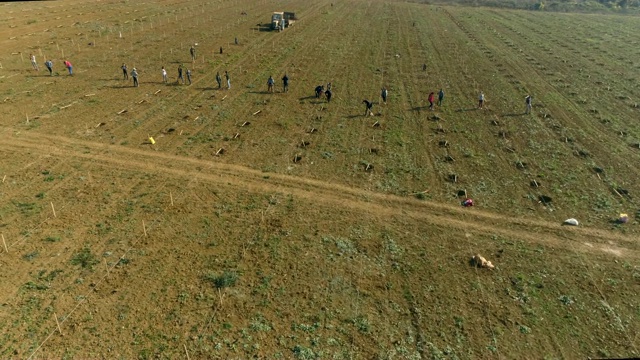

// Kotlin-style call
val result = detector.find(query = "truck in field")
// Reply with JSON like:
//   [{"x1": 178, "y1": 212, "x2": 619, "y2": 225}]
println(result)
[{"x1": 271, "y1": 11, "x2": 296, "y2": 31}]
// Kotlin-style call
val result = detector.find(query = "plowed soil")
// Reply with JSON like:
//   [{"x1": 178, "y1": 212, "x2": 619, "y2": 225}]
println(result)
[{"x1": 0, "y1": 0, "x2": 638, "y2": 359}]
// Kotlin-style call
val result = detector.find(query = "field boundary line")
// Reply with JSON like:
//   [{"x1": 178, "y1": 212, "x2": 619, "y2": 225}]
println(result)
[{"x1": 3, "y1": 132, "x2": 638, "y2": 259}]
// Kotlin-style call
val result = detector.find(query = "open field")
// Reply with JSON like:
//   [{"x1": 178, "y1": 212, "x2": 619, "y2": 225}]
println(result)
[{"x1": 0, "y1": 0, "x2": 639, "y2": 358}]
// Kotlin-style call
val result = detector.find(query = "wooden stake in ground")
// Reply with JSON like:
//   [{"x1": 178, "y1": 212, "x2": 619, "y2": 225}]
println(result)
[
  {"x1": 50, "y1": 202, "x2": 56, "y2": 218},
  {"x1": 170, "y1": 191, "x2": 174, "y2": 206},
  {"x1": 54, "y1": 313, "x2": 63, "y2": 335},
  {"x1": 184, "y1": 344, "x2": 191, "y2": 360},
  {"x1": 2, "y1": 175, "x2": 6, "y2": 183},
  {"x1": 104, "y1": 258, "x2": 110, "y2": 276},
  {"x1": 143, "y1": 220, "x2": 147, "y2": 237},
  {"x1": 2, "y1": 234, "x2": 7, "y2": 253}
]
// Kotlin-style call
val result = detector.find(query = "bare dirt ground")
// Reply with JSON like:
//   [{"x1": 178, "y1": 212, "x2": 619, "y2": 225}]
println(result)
[{"x1": 0, "y1": 0, "x2": 638, "y2": 358}]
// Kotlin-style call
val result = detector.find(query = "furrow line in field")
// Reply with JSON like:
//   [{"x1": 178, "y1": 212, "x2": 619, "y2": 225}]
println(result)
[
  {"x1": 180, "y1": 1, "x2": 354, "y2": 157},
  {"x1": 4, "y1": 0, "x2": 269, "y2": 145},
  {"x1": 103, "y1": 0, "x2": 335, "y2": 153},
  {"x1": 391, "y1": 5, "x2": 440, "y2": 189},
  {"x1": 464, "y1": 12, "x2": 640, "y2": 181},
  {"x1": 3, "y1": 130, "x2": 638, "y2": 255}
]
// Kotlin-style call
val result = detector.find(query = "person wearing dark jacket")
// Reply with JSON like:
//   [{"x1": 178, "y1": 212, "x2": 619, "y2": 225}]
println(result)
[
  {"x1": 363, "y1": 100, "x2": 373, "y2": 116},
  {"x1": 177, "y1": 65, "x2": 185, "y2": 84},
  {"x1": 216, "y1": 72, "x2": 222, "y2": 89},
  {"x1": 44, "y1": 59, "x2": 53, "y2": 76}
]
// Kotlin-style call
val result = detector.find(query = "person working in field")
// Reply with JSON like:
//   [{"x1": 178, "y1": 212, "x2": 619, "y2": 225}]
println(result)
[
  {"x1": 525, "y1": 95, "x2": 532, "y2": 114},
  {"x1": 30, "y1": 54, "x2": 39, "y2": 71},
  {"x1": 177, "y1": 64, "x2": 184, "y2": 84},
  {"x1": 428, "y1": 92, "x2": 435, "y2": 110},
  {"x1": 325, "y1": 88, "x2": 332, "y2": 102},
  {"x1": 282, "y1": 73, "x2": 289, "y2": 93},
  {"x1": 122, "y1": 63, "x2": 128, "y2": 80},
  {"x1": 315, "y1": 85, "x2": 324, "y2": 98},
  {"x1": 162, "y1": 66, "x2": 167, "y2": 83},
  {"x1": 44, "y1": 59, "x2": 53, "y2": 76},
  {"x1": 363, "y1": 100, "x2": 374, "y2": 116},
  {"x1": 225, "y1": 71, "x2": 230, "y2": 89},
  {"x1": 64, "y1": 60, "x2": 73, "y2": 75},
  {"x1": 131, "y1": 67, "x2": 139, "y2": 87},
  {"x1": 438, "y1": 88, "x2": 445, "y2": 106},
  {"x1": 216, "y1": 71, "x2": 222, "y2": 89},
  {"x1": 267, "y1": 75, "x2": 275, "y2": 93},
  {"x1": 381, "y1": 87, "x2": 388, "y2": 104},
  {"x1": 190, "y1": 45, "x2": 196, "y2": 61},
  {"x1": 478, "y1": 92, "x2": 485, "y2": 109}
]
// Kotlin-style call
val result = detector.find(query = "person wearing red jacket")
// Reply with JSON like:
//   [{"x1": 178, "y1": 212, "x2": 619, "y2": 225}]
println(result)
[
  {"x1": 63, "y1": 60, "x2": 73, "y2": 75},
  {"x1": 428, "y1": 92, "x2": 435, "y2": 110}
]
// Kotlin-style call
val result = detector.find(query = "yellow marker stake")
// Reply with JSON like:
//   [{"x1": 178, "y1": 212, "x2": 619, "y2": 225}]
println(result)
[{"x1": 149, "y1": 137, "x2": 155, "y2": 144}]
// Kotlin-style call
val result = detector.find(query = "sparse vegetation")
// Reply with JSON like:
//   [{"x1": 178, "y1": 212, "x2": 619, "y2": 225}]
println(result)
[
  {"x1": 0, "y1": 0, "x2": 638, "y2": 359},
  {"x1": 205, "y1": 271, "x2": 239, "y2": 289},
  {"x1": 70, "y1": 247, "x2": 98, "y2": 269}
]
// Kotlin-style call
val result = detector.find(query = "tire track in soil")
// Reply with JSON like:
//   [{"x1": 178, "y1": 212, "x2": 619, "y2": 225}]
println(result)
[{"x1": 3, "y1": 129, "x2": 638, "y2": 259}]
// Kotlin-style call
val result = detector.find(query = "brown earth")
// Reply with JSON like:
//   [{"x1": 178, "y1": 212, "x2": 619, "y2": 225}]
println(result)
[{"x1": 0, "y1": 0, "x2": 638, "y2": 359}]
